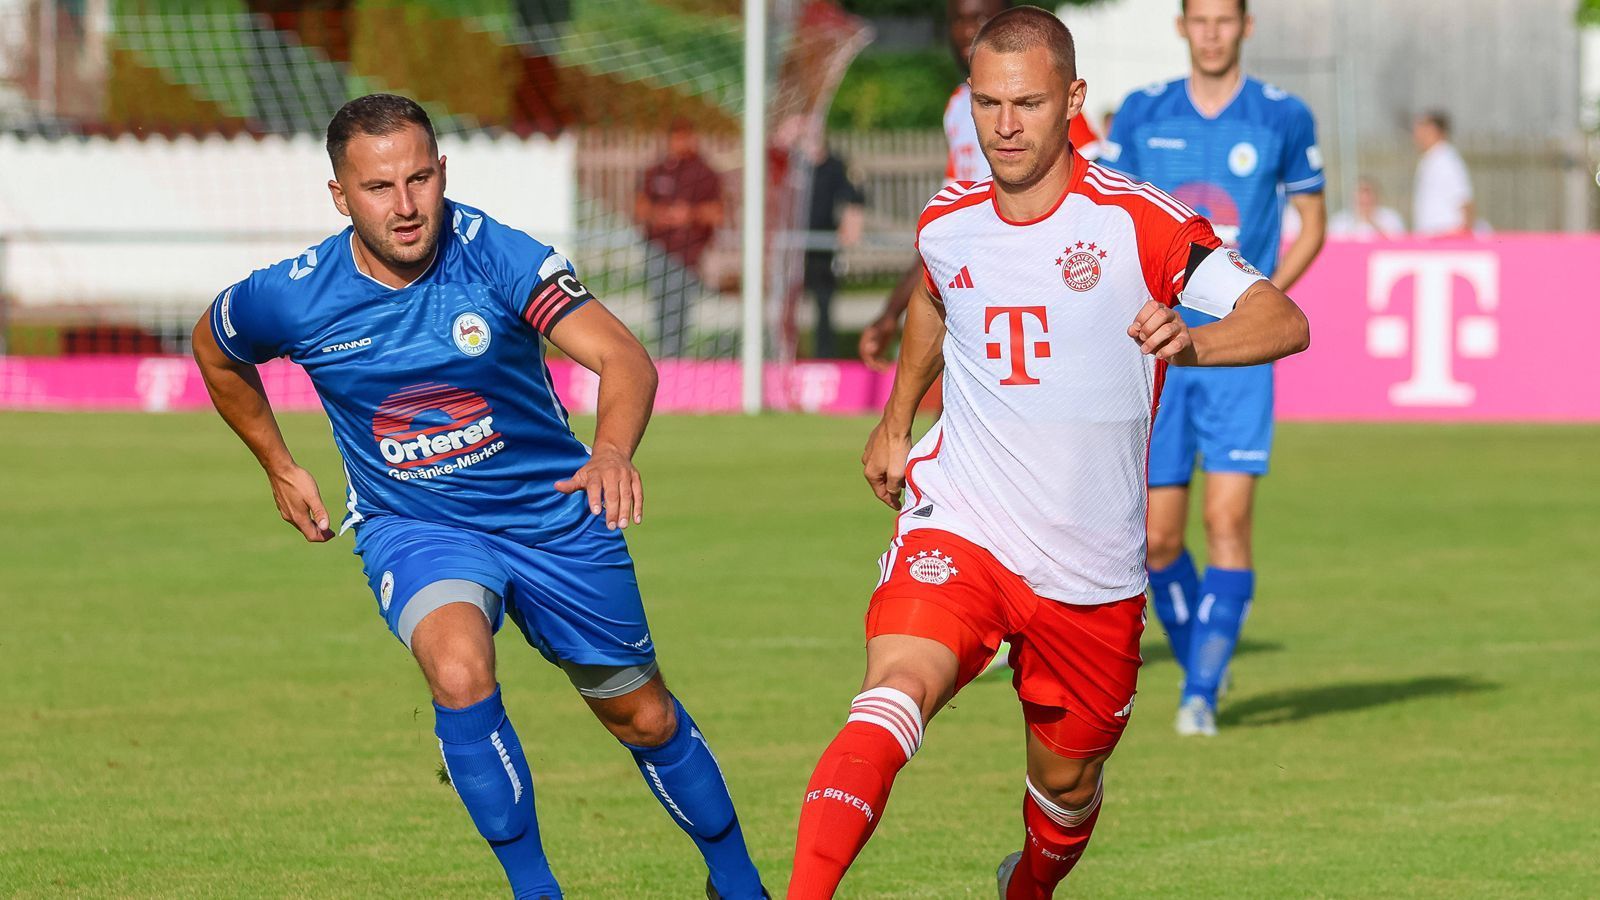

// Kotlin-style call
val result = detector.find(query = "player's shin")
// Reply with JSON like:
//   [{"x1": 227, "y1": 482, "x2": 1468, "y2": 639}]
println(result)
[
  {"x1": 621, "y1": 696, "x2": 764, "y2": 899},
  {"x1": 1147, "y1": 550, "x2": 1201, "y2": 674},
  {"x1": 1005, "y1": 777, "x2": 1104, "y2": 899},
  {"x1": 435, "y1": 686, "x2": 561, "y2": 899},
  {"x1": 1185, "y1": 567, "x2": 1254, "y2": 707},
  {"x1": 788, "y1": 687, "x2": 924, "y2": 899}
]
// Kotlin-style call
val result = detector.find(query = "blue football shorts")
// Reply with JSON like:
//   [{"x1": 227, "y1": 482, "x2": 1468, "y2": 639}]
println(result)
[
  {"x1": 352, "y1": 511, "x2": 656, "y2": 675},
  {"x1": 1148, "y1": 362, "x2": 1275, "y2": 488}
]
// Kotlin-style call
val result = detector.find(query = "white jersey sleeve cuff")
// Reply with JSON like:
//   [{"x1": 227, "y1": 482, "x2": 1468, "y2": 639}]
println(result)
[{"x1": 1179, "y1": 247, "x2": 1267, "y2": 319}]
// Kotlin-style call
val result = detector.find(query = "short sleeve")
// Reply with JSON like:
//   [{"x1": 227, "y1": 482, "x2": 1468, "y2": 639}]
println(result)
[
  {"x1": 208, "y1": 269, "x2": 288, "y2": 365},
  {"x1": 1140, "y1": 215, "x2": 1221, "y2": 308},
  {"x1": 1280, "y1": 100, "x2": 1326, "y2": 195}
]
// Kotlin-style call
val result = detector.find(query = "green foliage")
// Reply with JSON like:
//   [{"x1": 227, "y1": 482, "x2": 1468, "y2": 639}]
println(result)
[
  {"x1": 1580, "y1": 0, "x2": 1600, "y2": 27},
  {"x1": 828, "y1": 49, "x2": 963, "y2": 131}
]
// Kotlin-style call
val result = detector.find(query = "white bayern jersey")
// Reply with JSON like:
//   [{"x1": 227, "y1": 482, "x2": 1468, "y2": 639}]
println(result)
[
  {"x1": 902, "y1": 154, "x2": 1268, "y2": 604},
  {"x1": 944, "y1": 84, "x2": 1102, "y2": 183}
]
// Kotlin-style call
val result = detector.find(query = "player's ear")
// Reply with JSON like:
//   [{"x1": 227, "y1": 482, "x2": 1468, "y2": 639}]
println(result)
[
  {"x1": 328, "y1": 178, "x2": 350, "y2": 218},
  {"x1": 1242, "y1": 14, "x2": 1254, "y2": 40},
  {"x1": 1068, "y1": 79, "x2": 1088, "y2": 122},
  {"x1": 438, "y1": 154, "x2": 448, "y2": 189}
]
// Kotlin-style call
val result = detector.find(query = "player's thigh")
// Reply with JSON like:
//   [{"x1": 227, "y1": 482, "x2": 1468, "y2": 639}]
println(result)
[
  {"x1": 1014, "y1": 594, "x2": 1145, "y2": 761},
  {"x1": 868, "y1": 530, "x2": 1023, "y2": 712},
  {"x1": 1149, "y1": 365, "x2": 1200, "y2": 490},
  {"x1": 489, "y1": 513, "x2": 659, "y2": 681},
  {"x1": 1193, "y1": 363, "x2": 1275, "y2": 477},
  {"x1": 352, "y1": 516, "x2": 511, "y2": 650}
]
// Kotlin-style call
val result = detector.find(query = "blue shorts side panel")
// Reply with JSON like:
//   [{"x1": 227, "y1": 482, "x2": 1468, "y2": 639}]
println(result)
[
  {"x1": 1192, "y1": 363, "x2": 1274, "y2": 476},
  {"x1": 353, "y1": 516, "x2": 510, "y2": 643},
  {"x1": 1149, "y1": 366, "x2": 1199, "y2": 488},
  {"x1": 486, "y1": 513, "x2": 656, "y2": 669}
]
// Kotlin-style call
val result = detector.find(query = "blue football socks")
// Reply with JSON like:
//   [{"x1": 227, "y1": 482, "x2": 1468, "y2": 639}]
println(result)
[
  {"x1": 1184, "y1": 567, "x2": 1255, "y2": 707},
  {"x1": 1148, "y1": 549, "x2": 1202, "y2": 673},
  {"x1": 436, "y1": 686, "x2": 561, "y2": 900},
  {"x1": 623, "y1": 697, "x2": 764, "y2": 899}
]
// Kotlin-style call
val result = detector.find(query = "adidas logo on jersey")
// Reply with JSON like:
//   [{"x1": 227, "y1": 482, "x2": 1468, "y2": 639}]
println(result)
[{"x1": 947, "y1": 266, "x2": 975, "y2": 290}]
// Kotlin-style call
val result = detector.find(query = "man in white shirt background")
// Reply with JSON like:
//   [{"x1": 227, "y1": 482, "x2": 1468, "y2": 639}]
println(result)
[
  {"x1": 1328, "y1": 177, "x2": 1406, "y2": 240},
  {"x1": 1411, "y1": 111, "x2": 1476, "y2": 237}
]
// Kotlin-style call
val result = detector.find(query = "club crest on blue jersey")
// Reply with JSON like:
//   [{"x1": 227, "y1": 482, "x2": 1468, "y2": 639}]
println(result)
[
  {"x1": 1228, "y1": 142, "x2": 1259, "y2": 177},
  {"x1": 453, "y1": 312, "x2": 491, "y2": 357}
]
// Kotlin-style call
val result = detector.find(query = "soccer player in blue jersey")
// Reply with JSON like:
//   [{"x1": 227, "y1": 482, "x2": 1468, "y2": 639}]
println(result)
[
  {"x1": 191, "y1": 94, "x2": 767, "y2": 899},
  {"x1": 1102, "y1": 0, "x2": 1326, "y2": 736}
]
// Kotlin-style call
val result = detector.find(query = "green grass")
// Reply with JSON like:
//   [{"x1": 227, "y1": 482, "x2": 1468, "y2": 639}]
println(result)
[{"x1": 2, "y1": 413, "x2": 1598, "y2": 897}]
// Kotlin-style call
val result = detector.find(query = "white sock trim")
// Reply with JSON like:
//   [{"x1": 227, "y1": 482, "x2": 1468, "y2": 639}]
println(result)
[
  {"x1": 846, "y1": 687, "x2": 924, "y2": 761},
  {"x1": 1026, "y1": 776, "x2": 1103, "y2": 829}
]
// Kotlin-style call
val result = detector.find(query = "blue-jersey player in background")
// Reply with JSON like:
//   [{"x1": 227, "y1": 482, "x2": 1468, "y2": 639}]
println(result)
[
  {"x1": 1103, "y1": 0, "x2": 1326, "y2": 736},
  {"x1": 192, "y1": 94, "x2": 768, "y2": 899}
]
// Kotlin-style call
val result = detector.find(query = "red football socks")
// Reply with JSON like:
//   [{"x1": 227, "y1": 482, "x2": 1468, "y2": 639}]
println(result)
[
  {"x1": 787, "y1": 688, "x2": 924, "y2": 899},
  {"x1": 1006, "y1": 778, "x2": 1103, "y2": 899}
]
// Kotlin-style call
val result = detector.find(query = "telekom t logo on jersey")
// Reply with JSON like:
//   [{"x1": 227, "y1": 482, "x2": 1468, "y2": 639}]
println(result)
[
  {"x1": 1365, "y1": 251, "x2": 1498, "y2": 406},
  {"x1": 985, "y1": 306, "x2": 1051, "y2": 386}
]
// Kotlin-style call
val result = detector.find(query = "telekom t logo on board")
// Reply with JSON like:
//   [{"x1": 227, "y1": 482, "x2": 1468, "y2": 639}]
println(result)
[
  {"x1": 1365, "y1": 251, "x2": 1498, "y2": 407},
  {"x1": 985, "y1": 306, "x2": 1051, "y2": 386}
]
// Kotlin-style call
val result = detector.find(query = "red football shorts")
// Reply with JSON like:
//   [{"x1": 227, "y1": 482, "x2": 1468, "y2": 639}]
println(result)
[{"x1": 866, "y1": 529, "x2": 1145, "y2": 758}]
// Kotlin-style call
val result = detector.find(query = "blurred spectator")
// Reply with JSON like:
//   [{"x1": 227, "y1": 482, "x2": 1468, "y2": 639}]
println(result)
[
  {"x1": 1411, "y1": 111, "x2": 1475, "y2": 237},
  {"x1": 1329, "y1": 177, "x2": 1407, "y2": 240},
  {"x1": 635, "y1": 119, "x2": 724, "y2": 357},
  {"x1": 800, "y1": 124, "x2": 865, "y2": 358}
]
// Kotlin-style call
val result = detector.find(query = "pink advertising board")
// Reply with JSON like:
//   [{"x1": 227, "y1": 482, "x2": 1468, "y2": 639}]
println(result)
[{"x1": 1, "y1": 237, "x2": 1594, "y2": 420}]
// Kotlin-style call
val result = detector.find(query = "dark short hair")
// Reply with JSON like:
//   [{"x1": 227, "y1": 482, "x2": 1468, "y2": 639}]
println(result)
[
  {"x1": 326, "y1": 93, "x2": 437, "y2": 171},
  {"x1": 1420, "y1": 109, "x2": 1451, "y2": 136},
  {"x1": 1181, "y1": 0, "x2": 1248, "y2": 13},
  {"x1": 970, "y1": 6, "x2": 1077, "y2": 84}
]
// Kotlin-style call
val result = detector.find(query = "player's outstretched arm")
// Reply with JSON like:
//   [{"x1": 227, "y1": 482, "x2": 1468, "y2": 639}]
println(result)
[
  {"x1": 548, "y1": 302, "x2": 658, "y2": 530},
  {"x1": 191, "y1": 312, "x2": 334, "y2": 542},
  {"x1": 858, "y1": 260, "x2": 924, "y2": 371},
  {"x1": 1129, "y1": 281, "x2": 1310, "y2": 368},
  {"x1": 864, "y1": 279, "x2": 945, "y2": 510}
]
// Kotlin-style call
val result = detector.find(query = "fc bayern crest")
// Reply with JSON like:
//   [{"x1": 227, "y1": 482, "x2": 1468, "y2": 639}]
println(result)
[
  {"x1": 1056, "y1": 241, "x2": 1109, "y2": 292},
  {"x1": 906, "y1": 549, "x2": 960, "y2": 585},
  {"x1": 452, "y1": 312, "x2": 491, "y2": 357}
]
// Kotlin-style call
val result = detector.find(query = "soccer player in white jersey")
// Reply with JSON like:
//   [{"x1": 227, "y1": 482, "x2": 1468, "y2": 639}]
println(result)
[
  {"x1": 857, "y1": 0, "x2": 1100, "y2": 372},
  {"x1": 787, "y1": 9, "x2": 1308, "y2": 897}
]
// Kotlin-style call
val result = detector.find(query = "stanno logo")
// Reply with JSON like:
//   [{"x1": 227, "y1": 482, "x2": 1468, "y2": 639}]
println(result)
[
  {"x1": 1056, "y1": 241, "x2": 1107, "y2": 292},
  {"x1": 321, "y1": 337, "x2": 373, "y2": 354},
  {"x1": 1147, "y1": 137, "x2": 1187, "y2": 150},
  {"x1": 289, "y1": 246, "x2": 318, "y2": 281}
]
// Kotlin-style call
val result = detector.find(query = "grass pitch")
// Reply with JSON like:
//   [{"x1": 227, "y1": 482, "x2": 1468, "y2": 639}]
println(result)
[{"x1": 2, "y1": 412, "x2": 1597, "y2": 898}]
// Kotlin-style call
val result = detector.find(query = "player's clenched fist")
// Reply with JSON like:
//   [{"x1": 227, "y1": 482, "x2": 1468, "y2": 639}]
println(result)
[
  {"x1": 1128, "y1": 300, "x2": 1198, "y2": 365},
  {"x1": 266, "y1": 463, "x2": 335, "y2": 543},
  {"x1": 555, "y1": 446, "x2": 643, "y2": 530},
  {"x1": 862, "y1": 421, "x2": 913, "y2": 510}
]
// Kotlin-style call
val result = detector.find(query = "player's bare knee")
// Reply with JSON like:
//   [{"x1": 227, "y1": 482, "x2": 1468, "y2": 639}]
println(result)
[
  {"x1": 1028, "y1": 759, "x2": 1101, "y2": 810},
  {"x1": 1146, "y1": 528, "x2": 1185, "y2": 569},
  {"x1": 428, "y1": 657, "x2": 496, "y2": 709},
  {"x1": 591, "y1": 680, "x2": 678, "y2": 747}
]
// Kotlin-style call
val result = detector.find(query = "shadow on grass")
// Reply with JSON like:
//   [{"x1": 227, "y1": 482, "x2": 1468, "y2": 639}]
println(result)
[
  {"x1": 1217, "y1": 675, "x2": 1499, "y2": 727},
  {"x1": 1140, "y1": 637, "x2": 1284, "y2": 667}
]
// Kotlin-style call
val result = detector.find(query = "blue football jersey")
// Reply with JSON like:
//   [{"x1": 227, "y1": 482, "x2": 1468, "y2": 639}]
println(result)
[
  {"x1": 210, "y1": 200, "x2": 597, "y2": 543},
  {"x1": 1104, "y1": 76, "x2": 1323, "y2": 290}
]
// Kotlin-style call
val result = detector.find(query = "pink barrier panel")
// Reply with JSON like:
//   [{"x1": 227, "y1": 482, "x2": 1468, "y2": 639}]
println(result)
[
  {"x1": 1278, "y1": 236, "x2": 1596, "y2": 421},
  {"x1": 2, "y1": 237, "x2": 1590, "y2": 421}
]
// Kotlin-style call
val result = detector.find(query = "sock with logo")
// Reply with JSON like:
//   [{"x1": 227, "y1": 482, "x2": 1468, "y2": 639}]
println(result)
[
  {"x1": 789, "y1": 687, "x2": 924, "y2": 899},
  {"x1": 621, "y1": 696, "x2": 763, "y2": 899},
  {"x1": 435, "y1": 686, "x2": 561, "y2": 900},
  {"x1": 1005, "y1": 777, "x2": 1104, "y2": 899},
  {"x1": 1184, "y1": 567, "x2": 1255, "y2": 707},
  {"x1": 1147, "y1": 549, "x2": 1201, "y2": 674}
]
